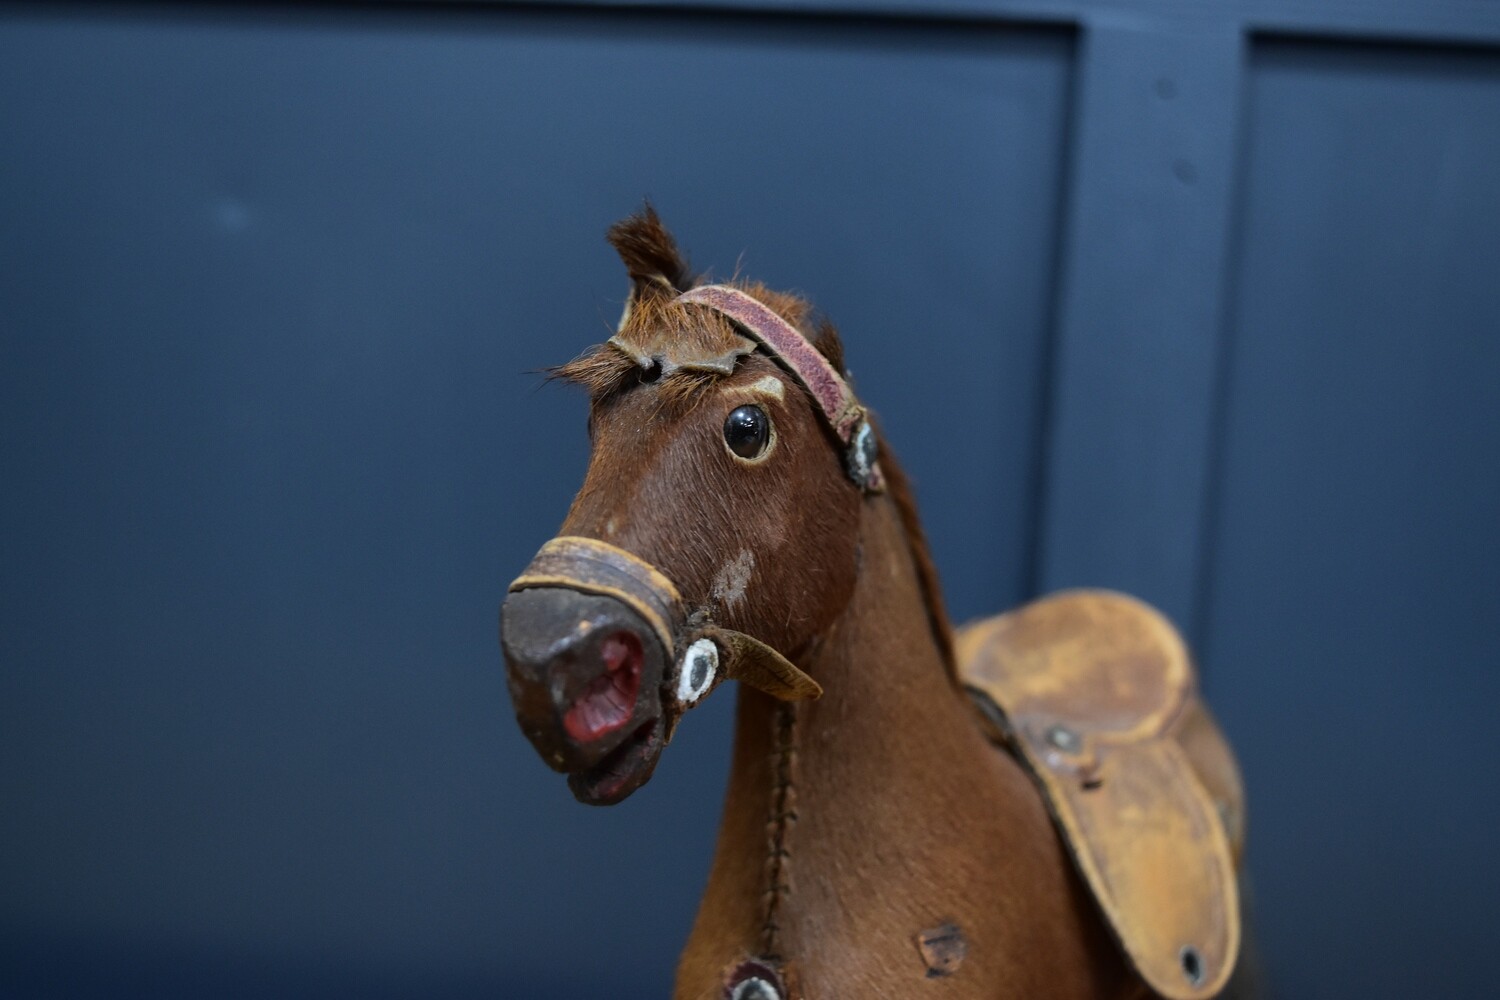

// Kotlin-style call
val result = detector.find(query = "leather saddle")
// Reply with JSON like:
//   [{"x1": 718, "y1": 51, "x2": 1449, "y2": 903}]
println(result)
[{"x1": 958, "y1": 590, "x2": 1244, "y2": 1000}]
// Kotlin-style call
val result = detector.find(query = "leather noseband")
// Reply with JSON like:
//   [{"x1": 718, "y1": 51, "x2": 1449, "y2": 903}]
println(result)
[{"x1": 509, "y1": 537, "x2": 822, "y2": 731}]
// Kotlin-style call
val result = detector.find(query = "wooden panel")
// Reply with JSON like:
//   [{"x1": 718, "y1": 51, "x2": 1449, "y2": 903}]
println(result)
[
  {"x1": 485, "y1": 0, "x2": 1500, "y2": 46},
  {"x1": 0, "y1": 5, "x2": 1074, "y2": 994},
  {"x1": 1037, "y1": 21, "x2": 1243, "y2": 635},
  {"x1": 1204, "y1": 39, "x2": 1500, "y2": 999}
]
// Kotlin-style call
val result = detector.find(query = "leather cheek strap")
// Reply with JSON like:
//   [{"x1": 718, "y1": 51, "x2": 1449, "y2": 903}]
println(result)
[
  {"x1": 508, "y1": 536, "x2": 822, "y2": 705},
  {"x1": 698, "y1": 626, "x2": 822, "y2": 702}
]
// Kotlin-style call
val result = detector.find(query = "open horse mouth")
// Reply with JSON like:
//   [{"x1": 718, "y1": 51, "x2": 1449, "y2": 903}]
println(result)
[
  {"x1": 502, "y1": 586, "x2": 670, "y2": 805},
  {"x1": 567, "y1": 715, "x2": 666, "y2": 805}
]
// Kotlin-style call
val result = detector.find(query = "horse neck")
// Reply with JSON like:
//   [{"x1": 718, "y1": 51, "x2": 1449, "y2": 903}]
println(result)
[{"x1": 679, "y1": 492, "x2": 1129, "y2": 996}]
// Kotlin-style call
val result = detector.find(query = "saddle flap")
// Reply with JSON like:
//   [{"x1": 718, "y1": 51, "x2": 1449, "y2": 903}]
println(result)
[{"x1": 958, "y1": 591, "x2": 1241, "y2": 1000}]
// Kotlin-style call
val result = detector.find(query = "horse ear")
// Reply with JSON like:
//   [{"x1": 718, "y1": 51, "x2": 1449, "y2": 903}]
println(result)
[{"x1": 607, "y1": 205, "x2": 697, "y2": 329}]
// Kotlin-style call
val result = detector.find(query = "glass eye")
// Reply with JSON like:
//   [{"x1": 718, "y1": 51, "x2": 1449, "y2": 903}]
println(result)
[{"x1": 724, "y1": 405, "x2": 771, "y2": 460}]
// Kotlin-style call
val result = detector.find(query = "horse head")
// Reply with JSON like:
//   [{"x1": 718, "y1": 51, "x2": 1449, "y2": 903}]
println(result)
[{"x1": 501, "y1": 208, "x2": 879, "y2": 804}]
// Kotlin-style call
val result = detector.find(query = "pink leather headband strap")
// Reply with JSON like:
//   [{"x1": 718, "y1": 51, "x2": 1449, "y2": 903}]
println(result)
[{"x1": 675, "y1": 284, "x2": 884, "y2": 493}]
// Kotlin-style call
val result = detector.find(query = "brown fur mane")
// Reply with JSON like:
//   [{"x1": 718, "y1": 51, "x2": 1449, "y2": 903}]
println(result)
[
  {"x1": 874, "y1": 440, "x2": 957, "y2": 675},
  {"x1": 553, "y1": 208, "x2": 954, "y2": 675}
]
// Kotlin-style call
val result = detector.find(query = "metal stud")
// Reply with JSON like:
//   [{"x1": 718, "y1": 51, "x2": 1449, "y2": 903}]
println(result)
[
  {"x1": 845, "y1": 417, "x2": 879, "y2": 488},
  {"x1": 729, "y1": 977, "x2": 781, "y2": 1000},
  {"x1": 676, "y1": 638, "x2": 718, "y2": 706},
  {"x1": 725, "y1": 960, "x2": 785, "y2": 1000},
  {"x1": 1180, "y1": 945, "x2": 1204, "y2": 986},
  {"x1": 1045, "y1": 724, "x2": 1081, "y2": 754}
]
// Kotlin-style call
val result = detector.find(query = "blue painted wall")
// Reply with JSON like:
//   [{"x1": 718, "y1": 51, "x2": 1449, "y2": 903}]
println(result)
[
  {"x1": 1203, "y1": 38, "x2": 1500, "y2": 999},
  {"x1": 1, "y1": 4, "x2": 1496, "y2": 998}
]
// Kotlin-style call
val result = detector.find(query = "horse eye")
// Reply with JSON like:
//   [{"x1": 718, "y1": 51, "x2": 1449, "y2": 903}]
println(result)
[{"x1": 724, "y1": 405, "x2": 771, "y2": 459}]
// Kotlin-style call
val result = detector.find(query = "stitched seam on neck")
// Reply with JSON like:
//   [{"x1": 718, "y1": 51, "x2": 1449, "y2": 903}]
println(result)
[{"x1": 760, "y1": 701, "x2": 799, "y2": 960}]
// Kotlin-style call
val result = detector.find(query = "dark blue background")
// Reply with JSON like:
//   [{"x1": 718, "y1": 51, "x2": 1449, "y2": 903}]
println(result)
[{"x1": 1, "y1": 3, "x2": 1496, "y2": 998}]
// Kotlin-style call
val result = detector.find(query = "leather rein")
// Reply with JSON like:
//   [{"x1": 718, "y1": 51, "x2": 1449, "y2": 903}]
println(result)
[{"x1": 508, "y1": 284, "x2": 883, "y2": 727}]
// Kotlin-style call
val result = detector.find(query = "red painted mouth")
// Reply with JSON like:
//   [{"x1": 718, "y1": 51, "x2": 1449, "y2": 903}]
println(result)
[{"x1": 562, "y1": 631, "x2": 643, "y2": 744}]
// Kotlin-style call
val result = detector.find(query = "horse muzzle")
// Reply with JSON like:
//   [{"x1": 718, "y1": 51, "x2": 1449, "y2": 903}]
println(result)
[
  {"x1": 502, "y1": 536, "x2": 824, "y2": 805},
  {"x1": 501, "y1": 586, "x2": 669, "y2": 804}
]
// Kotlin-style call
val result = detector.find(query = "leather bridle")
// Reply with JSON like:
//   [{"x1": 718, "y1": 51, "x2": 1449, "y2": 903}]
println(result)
[{"x1": 674, "y1": 285, "x2": 884, "y2": 495}]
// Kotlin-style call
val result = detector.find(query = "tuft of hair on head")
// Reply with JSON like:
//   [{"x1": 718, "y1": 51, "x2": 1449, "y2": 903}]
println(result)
[
  {"x1": 547, "y1": 344, "x2": 638, "y2": 399},
  {"x1": 565, "y1": 210, "x2": 851, "y2": 406},
  {"x1": 607, "y1": 204, "x2": 698, "y2": 300}
]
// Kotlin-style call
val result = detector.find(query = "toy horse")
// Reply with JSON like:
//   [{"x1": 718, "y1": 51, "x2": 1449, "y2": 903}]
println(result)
[{"x1": 501, "y1": 210, "x2": 1253, "y2": 999}]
